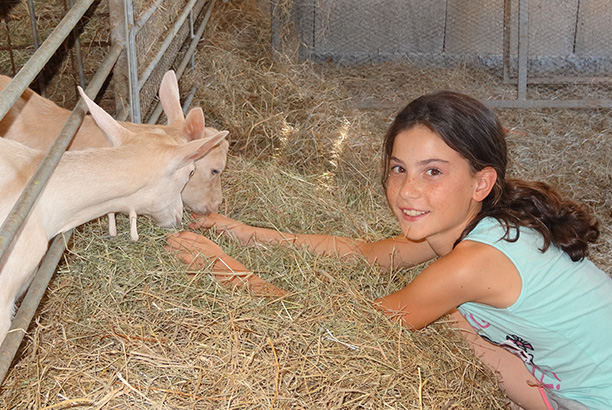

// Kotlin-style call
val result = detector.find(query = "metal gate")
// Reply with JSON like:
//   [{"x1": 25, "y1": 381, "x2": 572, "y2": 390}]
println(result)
[{"x1": 0, "y1": 0, "x2": 217, "y2": 384}]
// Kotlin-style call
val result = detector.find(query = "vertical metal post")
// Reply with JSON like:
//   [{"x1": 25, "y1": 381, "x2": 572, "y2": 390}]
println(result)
[
  {"x1": 26, "y1": 0, "x2": 47, "y2": 96},
  {"x1": 517, "y1": 0, "x2": 528, "y2": 100},
  {"x1": 271, "y1": 0, "x2": 281, "y2": 59},
  {"x1": 189, "y1": 9, "x2": 195, "y2": 70},
  {"x1": 502, "y1": 0, "x2": 511, "y2": 83},
  {"x1": 108, "y1": 0, "x2": 130, "y2": 121},
  {"x1": 125, "y1": 0, "x2": 141, "y2": 123},
  {"x1": 69, "y1": 0, "x2": 86, "y2": 88}
]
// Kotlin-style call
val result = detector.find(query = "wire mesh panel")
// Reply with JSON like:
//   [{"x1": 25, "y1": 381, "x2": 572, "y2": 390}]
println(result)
[
  {"x1": 0, "y1": 0, "x2": 113, "y2": 103},
  {"x1": 129, "y1": 0, "x2": 209, "y2": 121},
  {"x1": 274, "y1": 0, "x2": 612, "y2": 108},
  {"x1": 0, "y1": 0, "x2": 212, "y2": 120}
]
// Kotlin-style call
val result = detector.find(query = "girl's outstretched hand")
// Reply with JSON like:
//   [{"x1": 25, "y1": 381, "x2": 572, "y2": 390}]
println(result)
[
  {"x1": 165, "y1": 231, "x2": 226, "y2": 264},
  {"x1": 190, "y1": 212, "x2": 254, "y2": 244},
  {"x1": 165, "y1": 231, "x2": 287, "y2": 297}
]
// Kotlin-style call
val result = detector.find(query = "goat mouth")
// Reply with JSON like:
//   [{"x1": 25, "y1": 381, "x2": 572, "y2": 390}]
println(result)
[
  {"x1": 187, "y1": 206, "x2": 213, "y2": 215},
  {"x1": 155, "y1": 214, "x2": 183, "y2": 228}
]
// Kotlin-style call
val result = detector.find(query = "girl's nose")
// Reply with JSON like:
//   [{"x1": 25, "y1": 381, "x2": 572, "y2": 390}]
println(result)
[{"x1": 399, "y1": 175, "x2": 421, "y2": 200}]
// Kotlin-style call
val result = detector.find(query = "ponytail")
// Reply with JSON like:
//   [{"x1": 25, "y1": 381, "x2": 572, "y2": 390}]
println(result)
[{"x1": 460, "y1": 179, "x2": 599, "y2": 261}]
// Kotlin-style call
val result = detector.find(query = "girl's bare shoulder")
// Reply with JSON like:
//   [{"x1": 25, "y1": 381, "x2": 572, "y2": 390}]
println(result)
[{"x1": 439, "y1": 240, "x2": 522, "y2": 308}]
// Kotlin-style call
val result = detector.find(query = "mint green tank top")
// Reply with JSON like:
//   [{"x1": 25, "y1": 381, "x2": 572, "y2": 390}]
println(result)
[{"x1": 457, "y1": 217, "x2": 612, "y2": 410}]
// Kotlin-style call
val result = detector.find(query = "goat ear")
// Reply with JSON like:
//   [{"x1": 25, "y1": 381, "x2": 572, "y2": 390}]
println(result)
[
  {"x1": 173, "y1": 130, "x2": 229, "y2": 169},
  {"x1": 159, "y1": 70, "x2": 184, "y2": 125},
  {"x1": 77, "y1": 87, "x2": 130, "y2": 147},
  {"x1": 182, "y1": 107, "x2": 207, "y2": 142}
]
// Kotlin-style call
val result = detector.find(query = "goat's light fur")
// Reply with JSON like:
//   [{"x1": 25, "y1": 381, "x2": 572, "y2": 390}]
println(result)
[
  {"x1": 0, "y1": 71, "x2": 230, "y2": 239},
  {"x1": 0, "y1": 90, "x2": 227, "y2": 344}
]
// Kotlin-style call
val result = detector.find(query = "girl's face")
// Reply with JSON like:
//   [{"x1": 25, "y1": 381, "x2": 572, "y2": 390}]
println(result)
[{"x1": 386, "y1": 125, "x2": 491, "y2": 255}]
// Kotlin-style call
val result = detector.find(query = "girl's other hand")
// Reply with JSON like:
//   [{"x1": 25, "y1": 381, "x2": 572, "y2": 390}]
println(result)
[
  {"x1": 190, "y1": 212, "x2": 254, "y2": 244},
  {"x1": 165, "y1": 231, "x2": 226, "y2": 267},
  {"x1": 165, "y1": 231, "x2": 287, "y2": 297}
]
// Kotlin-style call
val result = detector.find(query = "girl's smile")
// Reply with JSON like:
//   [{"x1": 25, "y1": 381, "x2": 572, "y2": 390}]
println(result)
[{"x1": 386, "y1": 125, "x2": 493, "y2": 255}]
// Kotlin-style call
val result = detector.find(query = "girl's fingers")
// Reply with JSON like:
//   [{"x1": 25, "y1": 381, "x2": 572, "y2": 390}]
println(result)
[
  {"x1": 166, "y1": 231, "x2": 217, "y2": 249},
  {"x1": 213, "y1": 272, "x2": 288, "y2": 297},
  {"x1": 165, "y1": 231, "x2": 288, "y2": 297},
  {"x1": 189, "y1": 212, "x2": 221, "y2": 229},
  {"x1": 189, "y1": 212, "x2": 240, "y2": 232}
]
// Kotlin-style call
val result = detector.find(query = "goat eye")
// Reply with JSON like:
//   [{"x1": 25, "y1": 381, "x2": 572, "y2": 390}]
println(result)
[
  {"x1": 189, "y1": 169, "x2": 196, "y2": 178},
  {"x1": 211, "y1": 169, "x2": 219, "y2": 176}
]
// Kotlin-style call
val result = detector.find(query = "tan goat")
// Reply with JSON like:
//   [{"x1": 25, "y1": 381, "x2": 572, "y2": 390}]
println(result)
[
  {"x1": 0, "y1": 87, "x2": 227, "y2": 345},
  {"x1": 0, "y1": 71, "x2": 230, "y2": 240}
]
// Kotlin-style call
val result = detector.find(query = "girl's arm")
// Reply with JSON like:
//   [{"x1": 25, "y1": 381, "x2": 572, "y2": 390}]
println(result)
[
  {"x1": 374, "y1": 240, "x2": 522, "y2": 330},
  {"x1": 190, "y1": 212, "x2": 438, "y2": 269},
  {"x1": 165, "y1": 231, "x2": 287, "y2": 297}
]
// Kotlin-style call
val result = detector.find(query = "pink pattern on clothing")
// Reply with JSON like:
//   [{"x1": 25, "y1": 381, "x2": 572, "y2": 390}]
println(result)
[
  {"x1": 468, "y1": 313, "x2": 490, "y2": 329},
  {"x1": 461, "y1": 311, "x2": 563, "y2": 391}
]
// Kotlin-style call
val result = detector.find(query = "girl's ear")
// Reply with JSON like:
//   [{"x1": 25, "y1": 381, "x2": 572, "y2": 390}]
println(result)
[{"x1": 473, "y1": 166, "x2": 498, "y2": 202}]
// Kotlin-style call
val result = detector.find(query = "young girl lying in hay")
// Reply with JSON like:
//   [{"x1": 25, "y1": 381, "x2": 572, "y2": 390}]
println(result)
[{"x1": 165, "y1": 91, "x2": 612, "y2": 410}]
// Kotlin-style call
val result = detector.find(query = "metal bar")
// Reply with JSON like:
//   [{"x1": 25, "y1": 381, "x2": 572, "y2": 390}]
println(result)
[
  {"x1": 0, "y1": 231, "x2": 72, "y2": 385},
  {"x1": 147, "y1": 0, "x2": 217, "y2": 124},
  {"x1": 485, "y1": 99, "x2": 612, "y2": 109},
  {"x1": 0, "y1": 0, "x2": 96, "y2": 123},
  {"x1": 270, "y1": 0, "x2": 282, "y2": 59},
  {"x1": 502, "y1": 0, "x2": 511, "y2": 83},
  {"x1": 189, "y1": 9, "x2": 195, "y2": 70},
  {"x1": 517, "y1": 0, "x2": 528, "y2": 100},
  {"x1": 175, "y1": 0, "x2": 216, "y2": 79},
  {"x1": 351, "y1": 97, "x2": 612, "y2": 111},
  {"x1": 138, "y1": 0, "x2": 199, "y2": 91},
  {"x1": 26, "y1": 0, "x2": 40, "y2": 49},
  {"x1": 182, "y1": 84, "x2": 198, "y2": 113},
  {"x1": 26, "y1": 0, "x2": 47, "y2": 97},
  {"x1": 135, "y1": 0, "x2": 162, "y2": 29},
  {"x1": 504, "y1": 76, "x2": 612, "y2": 85},
  {"x1": 126, "y1": 0, "x2": 140, "y2": 122},
  {"x1": 0, "y1": 43, "x2": 123, "y2": 268},
  {"x1": 108, "y1": 0, "x2": 129, "y2": 122},
  {"x1": 147, "y1": 98, "x2": 165, "y2": 124},
  {"x1": 70, "y1": 0, "x2": 87, "y2": 88},
  {"x1": 124, "y1": 0, "x2": 166, "y2": 123}
]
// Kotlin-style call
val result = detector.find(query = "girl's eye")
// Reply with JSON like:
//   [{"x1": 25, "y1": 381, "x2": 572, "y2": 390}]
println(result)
[
  {"x1": 390, "y1": 165, "x2": 405, "y2": 174},
  {"x1": 189, "y1": 169, "x2": 196, "y2": 178},
  {"x1": 426, "y1": 168, "x2": 442, "y2": 176}
]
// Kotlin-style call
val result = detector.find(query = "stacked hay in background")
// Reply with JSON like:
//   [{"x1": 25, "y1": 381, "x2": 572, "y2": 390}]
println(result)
[{"x1": 0, "y1": 0, "x2": 610, "y2": 408}]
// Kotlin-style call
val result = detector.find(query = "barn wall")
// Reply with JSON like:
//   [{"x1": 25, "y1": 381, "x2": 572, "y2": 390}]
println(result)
[{"x1": 286, "y1": 0, "x2": 612, "y2": 76}]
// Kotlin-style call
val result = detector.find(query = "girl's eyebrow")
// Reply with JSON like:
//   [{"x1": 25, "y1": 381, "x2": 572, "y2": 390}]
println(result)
[
  {"x1": 418, "y1": 158, "x2": 450, "y2": 166},
  {"x1": 391, "y1": 156, "x2": 450, "y2": 166}
]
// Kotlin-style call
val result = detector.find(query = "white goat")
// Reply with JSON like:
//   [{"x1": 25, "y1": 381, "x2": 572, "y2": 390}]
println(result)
[
  {"x1": 0, "y1": 88, "x2": 227, "y2": 345},
  {"x1": 0, "y1": 71, "x2": 230, "y2": 240}
]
